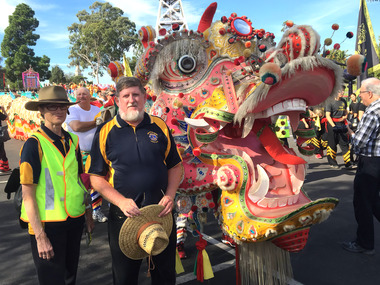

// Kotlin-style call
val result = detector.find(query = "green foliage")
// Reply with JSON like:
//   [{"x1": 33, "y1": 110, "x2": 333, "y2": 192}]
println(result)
[
  {"x1": 65, "y1": 72, "x2": 88, "y2": 85},
  {"x1": 50, "y1": 65, "x2": 66, "y2": 84},
  {"x1": 129, "y1": 40, "x2": 144, "y2": 73},
  {"x1": 326, "y1": 49, "x2": 351, "y2": 65},
  {"x1": 0, "y1": 3, "x2": 50, "y2": 85},
  {"x1": 33, "y1": 55, "x2": 51, "y2": 81},
  {"x1": 68, "y1": 1, "x2": 138, "y2": 83}
]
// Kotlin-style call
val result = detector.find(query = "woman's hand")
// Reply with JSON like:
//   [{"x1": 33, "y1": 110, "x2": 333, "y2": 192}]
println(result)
[{"x1": 36, "y1": 231, "x2": 54, "y2": 260}]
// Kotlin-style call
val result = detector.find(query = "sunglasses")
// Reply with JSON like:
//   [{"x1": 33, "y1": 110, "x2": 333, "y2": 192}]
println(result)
[{"x1": 45, "y1": 105, "x2": 70, "y2": 111}]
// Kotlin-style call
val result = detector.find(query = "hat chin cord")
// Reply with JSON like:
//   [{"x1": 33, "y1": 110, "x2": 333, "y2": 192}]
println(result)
[
  {"x1": 147, "y1": 255, "x2": 156, "y2": 277},
  {"x1": 136, "y1": 221, "x2": 162, "y2": 277}
]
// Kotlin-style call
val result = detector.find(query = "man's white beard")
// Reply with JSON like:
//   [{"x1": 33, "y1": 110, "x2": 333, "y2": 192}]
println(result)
[{"x1": 120, "y1": 109, "x2": 144, "y2": 123}]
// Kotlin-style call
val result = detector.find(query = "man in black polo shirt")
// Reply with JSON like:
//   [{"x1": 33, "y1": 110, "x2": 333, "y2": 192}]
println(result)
[
  {"x1": 325, "y1": 88, "x2": 355, "y2": 169},
  {"x1": 88, "y1": 77, "x2": 183, "y2": 285}
]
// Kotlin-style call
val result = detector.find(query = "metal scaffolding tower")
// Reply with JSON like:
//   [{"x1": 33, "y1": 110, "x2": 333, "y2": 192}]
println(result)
[{"x1": 156, "y1": 0, "x2": 188, "y2": 35}]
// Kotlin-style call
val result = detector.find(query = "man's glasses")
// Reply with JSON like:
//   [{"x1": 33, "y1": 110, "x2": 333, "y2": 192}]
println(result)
[
  {"x1": 359, "y1": 91, "x2": 370, "y2": 95},
  {"x1": 45, "y1": 105, "x2": 69, "y2": 111}
]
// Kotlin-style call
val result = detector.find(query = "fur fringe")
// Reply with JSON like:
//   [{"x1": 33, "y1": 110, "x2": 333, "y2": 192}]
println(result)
[
  {"x1": 239, "y1": 242, "x2": 293, "y2": 285},
  {"x1": 234, "y1": 54, "x2": 343, "y2": 125},
  {"x1": 150, "y1": 38, "x2": 205, "y2": 95}
]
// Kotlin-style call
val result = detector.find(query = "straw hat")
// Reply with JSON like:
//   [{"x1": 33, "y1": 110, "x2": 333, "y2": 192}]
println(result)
[
  {"x1": 119, "y1": 204, "x2": 173, "y2": 260},
  {"x1": 25, "y1": 86, "x2": 77, "y2": 111}
]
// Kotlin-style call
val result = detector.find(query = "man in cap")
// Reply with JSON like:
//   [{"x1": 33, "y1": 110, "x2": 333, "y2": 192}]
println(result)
[
  {"x1": 65, "y1": 87, "x2": 108, "y2": 223},
  {"x1": 343, "y1": 78, "x2": 380, "y2": 255},
  {"x1": 88, "y1": 77, "x2": 183, "y2": 285},
  {"x1": 20, "y1": 86, "x2": 93, "y2": 284}
]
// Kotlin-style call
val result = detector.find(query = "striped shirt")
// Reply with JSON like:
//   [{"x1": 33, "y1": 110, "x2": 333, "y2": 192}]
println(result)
[{"x1": 352, "y1": 98, "x2": 380, "y2": 157}]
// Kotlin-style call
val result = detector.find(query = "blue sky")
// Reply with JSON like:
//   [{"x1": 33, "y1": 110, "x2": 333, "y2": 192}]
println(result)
[{"x1": 0, "y1": 0, "x2": 379, "y2": 84}]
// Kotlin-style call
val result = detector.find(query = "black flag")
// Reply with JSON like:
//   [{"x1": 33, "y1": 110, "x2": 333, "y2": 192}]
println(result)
[{"x1": 355, "y1": 0, "x2": 380, "y2": 87}]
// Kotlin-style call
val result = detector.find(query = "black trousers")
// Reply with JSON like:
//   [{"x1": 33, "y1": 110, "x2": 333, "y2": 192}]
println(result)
[
  {"x1": 354, "y1": 156, "x2": 380, "y2": 249},
  {"x1": 30, "y1": 216, "x2": 85, "y2": 285},
  {"x1": 326, "y1": 123, "x2": 351, "y2": 166},
  {"x1": 108, "y1": 205, "x2": 176, "y2": 285}
]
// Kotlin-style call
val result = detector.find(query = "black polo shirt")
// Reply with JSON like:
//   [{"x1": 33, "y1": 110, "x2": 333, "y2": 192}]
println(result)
[
  {"x1": 326, "y1": 98, "x2": 347, "y2": 118},
  {"x1": 88, "y1": 113, "x2": 182, "y2": 207},
  {"x1": 20, "y1": 124, "x2": 83, "y2": 185}
]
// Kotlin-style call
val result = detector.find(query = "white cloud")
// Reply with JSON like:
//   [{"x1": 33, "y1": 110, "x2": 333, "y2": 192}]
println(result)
[
  {"x1": 0, "y1": 0, "x2": 57, "y2": 33},
  {"x1": 0, "y1": 0, "x2": 16, "y2": 33},
  {"x1": 109, "y1": 0, "x2": 157, "y2": 28},
  {"x1": 39, "y1": 32, "x2": 70, "y2": 48}
]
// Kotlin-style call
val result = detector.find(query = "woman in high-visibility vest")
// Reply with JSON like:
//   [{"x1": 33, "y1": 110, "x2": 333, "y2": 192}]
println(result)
[{"x1": 20, "y1": 86, "x2": 94, "y2": 285}]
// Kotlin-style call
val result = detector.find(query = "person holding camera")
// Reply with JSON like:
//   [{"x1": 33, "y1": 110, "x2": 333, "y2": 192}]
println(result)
[{"x1": 325, "y1": 88, "x2": 356, "y2": 169}]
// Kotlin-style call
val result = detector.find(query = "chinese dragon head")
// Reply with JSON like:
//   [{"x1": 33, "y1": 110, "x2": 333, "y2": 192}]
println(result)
[{"x1": 135, "y1": 2, "x2": 347, "y2": 254}]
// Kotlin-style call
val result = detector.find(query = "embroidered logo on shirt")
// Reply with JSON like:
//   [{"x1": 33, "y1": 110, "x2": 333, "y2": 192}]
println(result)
[{"x1": 148, "y1": 131, "x2": 159, "y2": 143}]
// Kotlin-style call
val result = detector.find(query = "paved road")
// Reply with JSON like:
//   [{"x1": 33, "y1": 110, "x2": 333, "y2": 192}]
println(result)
[{"x1": 1, "y1": 138, "x2": 380, "y2": 285}]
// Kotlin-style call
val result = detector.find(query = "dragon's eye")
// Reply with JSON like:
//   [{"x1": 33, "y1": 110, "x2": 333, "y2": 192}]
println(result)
[{"x1": 178, "y1": 55, "x2": 196, "y2": 73}]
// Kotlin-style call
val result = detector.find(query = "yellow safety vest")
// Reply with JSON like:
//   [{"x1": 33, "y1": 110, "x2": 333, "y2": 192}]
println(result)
[{"x1": 21, "y1": 132, "x2": 86, "y2": 222}]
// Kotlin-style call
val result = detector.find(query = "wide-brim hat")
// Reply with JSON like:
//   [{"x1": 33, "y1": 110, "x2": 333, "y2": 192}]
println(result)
[
  {"x1": 119, "y1": 204, "x2": 173, "y2": 260},
  {"x1": 25, "y1": 86, "x2": 77, "y2": 111}
]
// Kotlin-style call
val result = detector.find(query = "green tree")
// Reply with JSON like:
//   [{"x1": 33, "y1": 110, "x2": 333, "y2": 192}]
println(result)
[
  {"x1": 128, "y1": 40, "x2": 143, "y2": 74},
  {"x1": 0, "y1": 3, "x2": 50, "y2": 88},
  {"x1": 326, "y1": 49, "x2": 350, "y2": 65},
  {"x1": 68, "y1": 1, "x2": 138, "y2": 84},
  {"x1": 50, "y1": 65, "x2": 66, "y2": 84}
]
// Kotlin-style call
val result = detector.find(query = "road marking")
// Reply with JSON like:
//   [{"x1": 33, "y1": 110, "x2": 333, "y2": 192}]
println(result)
[
  {"x1": 0, "y1": 180, "x2": 8, "y2": 184},
  {"x1": 202, "y1": 233, "x2": 236, "y2": 256},
  {"x1": 177, "y1": 259, "x2": 235, "y2": 284},
  {"x1": 176, "y1": 233, "x2": 303, "y2": 285}
]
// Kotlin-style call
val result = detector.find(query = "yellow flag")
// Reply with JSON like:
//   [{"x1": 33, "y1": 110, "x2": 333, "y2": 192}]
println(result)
[
  {"x1": 123, "y1": 53, "x2": 133, "y2": 77},
  {"x1": 175, "y1": 249, "x2": 185, "y2": 274},
  {"x1": 201, "y1": 250, "x2": 214, "y2": 280}
]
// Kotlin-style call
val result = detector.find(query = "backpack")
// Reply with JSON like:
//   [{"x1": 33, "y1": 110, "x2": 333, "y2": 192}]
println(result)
[{"x1": 4, "y1": 168, "x2": 27, "y2": 229}]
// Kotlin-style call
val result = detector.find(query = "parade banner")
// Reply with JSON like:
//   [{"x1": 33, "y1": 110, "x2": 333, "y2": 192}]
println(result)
[
  {"x1": 22, "y1": 67, "x2": 40, "y2": 90},
  {"x1": 355, "y1": 0, "x2": 380, "y2": 86}
]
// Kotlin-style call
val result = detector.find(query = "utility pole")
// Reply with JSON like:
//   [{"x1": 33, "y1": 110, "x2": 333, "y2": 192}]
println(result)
[{"x1": 156, "y1": 0, "x2": 188, "y2": 35}]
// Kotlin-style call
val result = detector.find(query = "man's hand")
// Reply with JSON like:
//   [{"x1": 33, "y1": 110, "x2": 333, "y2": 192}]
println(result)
[
  {"x1": 158, "y1": 195, "x2": 174, "y2": 217},
  {"x1": 36, "y1": 232, "x2": 54, "y2": 261},
  {"x1": 118, "y1": 198, "x2": 141, "y2": 218}
]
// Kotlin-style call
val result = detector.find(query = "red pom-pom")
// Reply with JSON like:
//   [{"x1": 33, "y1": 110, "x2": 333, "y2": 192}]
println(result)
[
  {"x1": 208, "y1": 202, "x2": 215, "y2": 209},
  {"x1": 191, "y1": 205, "x2": 198, "y2": 212},
  {"x1": 171, "y1": 118, "x2": 178, "y2": 125},
  {"x1": 159, "y1": 28, "x2": 167, "y2": 36},
  {"x1": 193, "y1": 147, "x2": 202, "y2": 156},
  {"x1": 228, "y1": 37, "x2": 235, "y2": 44},
  {"x1": 151, "y1": 95, "x2": 157, "y2": 101},
  {"x1": 332, "y1": 23, "x2": 339, "y2": 31},
  {"x1": 259, "y1": 44, "x2": 267, "y2": 52},
  {"x1": 172, "y1": 23, "x2": 179, "y2": 30},
  {"x1": 257, "y1": 32, "x2": 263, "y2": 39},
  {"x1": 286, "y1": 20, "x2": 294, "y2": 27},
  {"x1": 205, "y1": 192, "x2": 212, "y2": 199},
  {"x1": 146, "y1": 95, "x2": 151, "y2": 100},
  {"x1": 221, "y1": 16, "x2": 228, "y2": 23},
  {"x1": 219, "y1": 28, "x2": 226, "y2": 35},
  {"x1": 333, "y1": 43, "x2": 340, "y2": 50},
  {"x1": 325, "y1": 50, "x2": 331, "y2": 55},
  {"x1": 178, "y1": 92, "x2": 184, "y2": 98},
  {"x1": 245, "y1": 41, "x2": 251, "y2": 48},
  {"x1": 234, "y1": 58, "x2": 240, "y2": 65}
]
